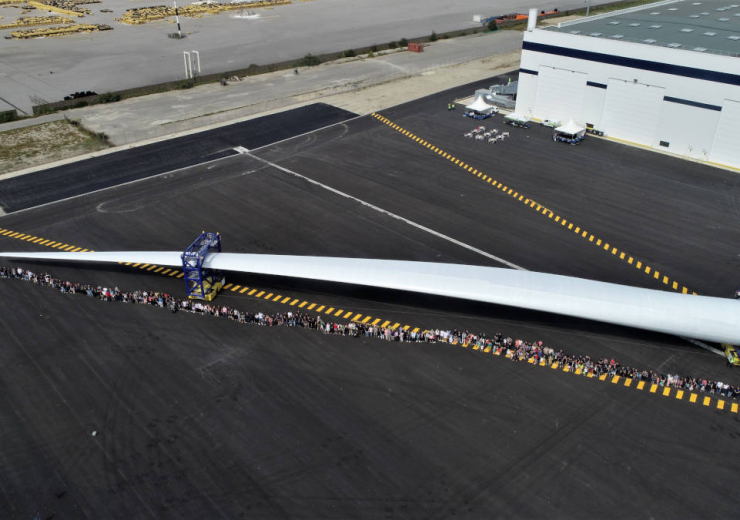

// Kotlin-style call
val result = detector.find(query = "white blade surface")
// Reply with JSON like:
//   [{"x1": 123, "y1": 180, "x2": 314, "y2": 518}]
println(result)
[{"x1": 1, "y1": 250, "x2": 738, "y2": 345}]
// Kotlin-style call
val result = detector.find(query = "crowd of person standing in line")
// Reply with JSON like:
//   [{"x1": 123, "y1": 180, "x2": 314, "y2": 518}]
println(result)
[{"x1": 2, "y1": 265, "x2": 738, "y2": 399}]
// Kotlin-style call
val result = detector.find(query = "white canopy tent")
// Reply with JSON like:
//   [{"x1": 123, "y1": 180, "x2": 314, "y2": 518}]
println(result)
[
  {"x1": 1, "y1": 250, "x2": 739, "y2": 345},
  {"x1": 555, "y1": 119, "x2": 586, "y2": 137},
  {"x1": 465, "y1": 97, "x2": 497, "y2": 114}
]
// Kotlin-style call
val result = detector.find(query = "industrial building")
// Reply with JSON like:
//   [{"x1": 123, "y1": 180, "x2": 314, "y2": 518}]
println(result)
[{"x1": 515, "y1": 0, "x2": 740, "y2": 168}]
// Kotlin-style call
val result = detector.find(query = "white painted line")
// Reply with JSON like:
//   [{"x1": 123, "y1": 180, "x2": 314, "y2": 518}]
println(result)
[
  {"x1": 682, "y1": 337, "x2": 725, "y2": 357},
  {"x1": 233, "y1": 146, "x2": 250, "y2": 154},
  {"x1": 247, "y1": 153, "x2": 525, "y2": 270}
]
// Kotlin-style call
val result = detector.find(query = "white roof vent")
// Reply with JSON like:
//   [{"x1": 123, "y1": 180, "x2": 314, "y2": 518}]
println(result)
[
  {"x1": 667, "y1": 7, "x2": 678, "y2": 10},
  {"x1": 667, "y1": 42, "x2": 682, "y2": 47},
  {"x1": 718, "y1": 17, "x2": 730, "y2": 20},
  {"x1": 703, "y1": 31, "x2": 717, "y2": 35},
  {"x1": 611, "y1": 34, "x2": 624, "y2": 39},
  {"x1": 728, "y1": 35, "x2": 740, "y2": 39},
  {"x1": 694, "y1": 46, "x2": 708, "y2": 51},
  {"x1": 629, "y1": 22, "x2": 641, "y2": 26},
  {"x1": 680, "y1": 28, "x2": 694, "y2": 32},
  {"x1": 608, "y1": 21, "x2": 621, "y2": 25},
  {"x1": 689, "y1": 14, "x2": 701, "y2": 18},
  {"x1": 650, "y1": 11, "x2": 661, "y2": 14},
  {"x1": 569, "y1": 30, "x2": 581, "y2": 34},
  {"x1": 643, "y1": 38, "x2": 657, "y2": 43},
  {"x1": 649, "y1": 24, "x2": 663, "y2": 28},
  {"x1": 589, "y1": 32, "x2": 603, "y2": 36},
  {"x1": 700, "y1": 11, "x2": 710, "y2": 14},
  {"x1": 692, "y1": 1, "x2": 702, "y2": 4}
]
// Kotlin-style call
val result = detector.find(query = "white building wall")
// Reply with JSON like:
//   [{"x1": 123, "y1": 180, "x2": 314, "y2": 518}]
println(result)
[
  {"x1": 514, "y1": 29, "x2": 740, "y2": 167},
  {"x1": 580, "y1": 84, "x2": 607, "y2": 128},
  {"x1": 516, "y1": 72, "x2": 539, "y2": 119},
  {"x1": 654, "y1": 102, "x2": 720, "y2": 160},
  {"x1": 709, "y1": 99, "x2": 740, "y2": 169}
]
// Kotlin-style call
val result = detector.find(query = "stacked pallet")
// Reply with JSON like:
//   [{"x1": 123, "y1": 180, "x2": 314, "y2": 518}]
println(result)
[
  {"x1": 6, "y1": 22, "x2": 110, "y2": 37},
  {"x1": 27, "y1": 0, "x2": 86, "y2": 16},
  {"x1": 0, "y1": 15, "x2": 74, "y2": 29},
  {"x1": 117, "y1": 0, "x2": 289, "y2": 25}
]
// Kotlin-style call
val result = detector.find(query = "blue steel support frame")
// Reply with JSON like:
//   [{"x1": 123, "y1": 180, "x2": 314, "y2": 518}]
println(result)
[{"x1": 181, "y1": 232, "x2": 222, "y2": 299}]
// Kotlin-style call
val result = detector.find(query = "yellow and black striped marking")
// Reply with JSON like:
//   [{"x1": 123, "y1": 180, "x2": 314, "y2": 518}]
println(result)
[{"x1": 370, "y1": 113, "x2": 696, "y2": 296}]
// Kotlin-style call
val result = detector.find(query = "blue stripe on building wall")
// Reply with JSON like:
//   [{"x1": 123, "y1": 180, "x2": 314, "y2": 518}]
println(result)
[
  {"x1": 586, "y1": 81, "x2": 607, "y2": 89},
  {"x1": 519, "y1": 68, "x2": 539, "y2": 76},
  {"x1": 522, "y1": 41, "x2": 740, "y2": 87},
  {"x1": 663, "y1": 96, "x2": 722, "y2": 111}
]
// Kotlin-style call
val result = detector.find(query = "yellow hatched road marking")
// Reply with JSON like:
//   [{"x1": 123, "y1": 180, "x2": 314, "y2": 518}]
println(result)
[
  {"x1": 637, "y1": 381, "x2": 645, "y2": 390},
  {"x1": 315, "y1": 305, "x2": 326, "y2": 312},
  {"x1": 146, "y1": 265, "x2": 158, "y2": 271},
  {"x1": 168, "y1": 271, "x2": 179, "y2": 277},
  {"x1": 362, "y1": 316, "x2": 372, "y2": 323},
  {"x1": 154, "y1": 267, "x2": 165, "y2": 273},
  {"x1": 240, "y1": 287, "x2": 250, "y2": 294},
  {"x1": 376, "y1": 115, "x2": 692, "y2": 296},
  {"x1": 551, "y1": 362, "x2": 559, "y2": 369},
  {"x1": 675, "y1": 390, "x2": 683, "y2": 400},
  {"x1": 650, "y1": 384, "x2": 658, "y2": 393},
  {"x1": 334, "y1": 309, "x2": 344, "y2": 316},
  {"x1": 717, "y1": 400, "x2": 725, "y2": 410},
  {"x1": 624, "y1": 378, "x2": 632, "y2": 387},
  {"x1": 161, "y1": 269, "x2": 171, "y2": 275},
  {"x1": 231, "y1": 285, "x2": 241, "y2": 292},
  {"x1": 372, "y1": 318, "x2": 381, "y2": 325},
  {"x1": 272, "y1": 294, "x2": 282, "y2": 301},
  {"x1": 247, "y1": 289, "x2": 257, "y2": 295},
  {"x1": 391, "y1": 323, "x2": 400, "y2": 330},
  {"x1": 599, "y1": 373, "x2": 607, "y2": 381},
  {"x1": 703, "y1": 396, "x2": 711, "y2": 406},
  {"x1": 306, "y1": 302, "x2": 316, "y2": 309},
  {"x1": 255, "y1": 291, "x2": 265, "y2": 297},
  {"x1": 352, "y1": 313, "x2": 363, "y2": 321},
  {"x1": 139, "y1": 263, "x2": 150, "y2": 269},
  {"x1": 176, "y1": 273, "x2": 184, "y2": 278},
  {"x1": 343, "y1": 311, "x2": 353, "y2": 319},
  {"x1": 611, "y1": 376, "x2": 620, "y2": 384},
  {"x1": 298, "y1": 300, "x2": 307, "y2": 307},
  {"x1": 381, "y1": 320, "x2": 391, "y2": 328},
  {"x1": 289, "y1": 299, "x2": 299, "y2": 305},
  {"x1": 662, "y1": 387, "x2": 671, "y2": 397},
  {"x1": 732, "y1": 403, "x2": 739, "y2": 413},
  {"x1": 281, "y1": 296, "x2": 291, "y2": 303},
  {"x1": 690, "y1": 393, "x2": 698, "y2": 403}
]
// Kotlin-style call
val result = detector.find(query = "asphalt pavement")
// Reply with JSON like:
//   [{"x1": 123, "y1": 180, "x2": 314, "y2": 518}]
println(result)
[
  {"x1": 1, "y1": 76, "x2": 740, "y2": 518},
  {"x1": 0, "y1": 103, "x2": 356, "y2": 213}
]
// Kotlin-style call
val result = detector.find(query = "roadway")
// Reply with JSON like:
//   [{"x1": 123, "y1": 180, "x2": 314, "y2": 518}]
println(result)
[{"x1": 1, "y1": 82, "x2": 740, "y2": 517}]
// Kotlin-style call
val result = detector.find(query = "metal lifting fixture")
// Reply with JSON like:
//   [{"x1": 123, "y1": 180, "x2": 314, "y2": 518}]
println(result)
[{"x1": 181, "y1": 231, "x2": 225, "y2": 301}]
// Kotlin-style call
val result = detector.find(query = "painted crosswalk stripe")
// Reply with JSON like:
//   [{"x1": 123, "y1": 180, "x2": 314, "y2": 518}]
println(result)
[{"x1": 240, "y1": 287, "x2": 251, "y2": 294}]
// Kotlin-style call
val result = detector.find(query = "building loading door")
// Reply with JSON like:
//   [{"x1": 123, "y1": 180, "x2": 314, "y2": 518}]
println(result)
[
  {"x1": 600, "y1": 79, "x2": 665, "y2": 146},
  {"x1": 709, "y1": 99, "x2": 740, "y2": 169},
  {"x1": 533, "y1": 66, "x2": 587, "y2": 123}
]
